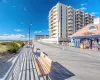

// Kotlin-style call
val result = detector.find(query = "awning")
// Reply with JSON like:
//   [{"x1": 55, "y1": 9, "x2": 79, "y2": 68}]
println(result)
[{"x1": 70, "y1": 34, "x2": 100, "y2": 39}]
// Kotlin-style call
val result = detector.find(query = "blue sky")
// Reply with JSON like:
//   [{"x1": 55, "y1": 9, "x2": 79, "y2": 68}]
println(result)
[{"x1": 0, "y1": 0, "x2": 100, "y2": 40}]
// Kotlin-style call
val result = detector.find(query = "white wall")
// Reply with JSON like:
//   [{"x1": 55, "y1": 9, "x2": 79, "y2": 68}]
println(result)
[
  {"x1": 94, "y1": 18, "x2": 100, "y2": 24},
  {"x1": 38, "y1": 38, "x2": 58, "y2": 44}
]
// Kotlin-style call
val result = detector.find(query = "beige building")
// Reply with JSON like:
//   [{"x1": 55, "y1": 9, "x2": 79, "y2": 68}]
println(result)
[{"x1": 48, "y1": 2, "x2": 95, "y2": 44}]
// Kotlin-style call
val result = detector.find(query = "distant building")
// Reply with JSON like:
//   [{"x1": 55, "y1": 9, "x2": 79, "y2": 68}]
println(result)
[
  {"x1": 34, "y1": 35, "x2": 49, "y2": 41},
  {"x1": 48, "y1": 2, "x2": 95, "y2": 44}
]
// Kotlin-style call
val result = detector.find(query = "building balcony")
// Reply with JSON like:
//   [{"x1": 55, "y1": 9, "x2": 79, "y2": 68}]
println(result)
[
  {"x1": 67, "y1": 17, "x2": 73, "y2": 20},
  {"x1": 67, "y1": 9, "x2": 73, "y2": 12},
  {"x1": 76, "y1": 18, "x2": 81, "y2": 21},
  {"x1": 85, "y1": 22, "x2": 89, "y2": 25},
  {"x1": 85, "y1": 20, "x2": 89, "y2": 23},
  {"x1": 75, "y1": 11, "x2": 81, "y2": 14},
  {"x1": 51, "y1": 27, "x2": 57, "y2": 31},
  {"x1": 67, "y1": 20, "x2": 73, "y2": 23},
  {"x1": 67, "y1": 6, "x2": 72, "y2": 9},
  {"x1": 68, "y1": 24, "x2": 73, "y2": 27},
  {"x1": 51, "y1": 32, "x2": 57, "y2": 35},
  {"x1": 85, "y1": 17, "x2": 89, "y2": 20},
  {"x1": 76, "y1": 15, "x2": 81, "y2": 18},
  {"x1": 49, "y1": 17, "x2": 57, "y2": 22},
  {"x1": 68, "y1": 31, "x2": 73, "y2": 36},
  {"x1": 67, "y1": 12, "x2": 73, "y2": 16},
  {"x1": 50, "y1": 20, "x2": 57, "y2": 25},
  {"x1": 49, "y1": 13, "x2": 57, "y2": 19},
  {"x1": 68, "y1": 28, "x2": 73, "y2": 31},
  {"x1": 76, "y1": 22, "x2": 81, "y2": 25},
  {"x1": 77, "y1": 25, "x2": 81, "y2": 28},
  {"x1": 85, "y1": 14, "x2": 89, "y2": 17}
]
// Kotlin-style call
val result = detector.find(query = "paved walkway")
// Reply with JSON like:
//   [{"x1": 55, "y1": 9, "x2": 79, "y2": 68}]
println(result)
[{"x1": 34, "y1": 42, "x2": 100, "y2": 80}]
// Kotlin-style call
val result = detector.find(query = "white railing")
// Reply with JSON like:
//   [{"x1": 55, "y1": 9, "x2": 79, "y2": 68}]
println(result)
[{"x1": 1, "y1": 48, "x2": 23, "y2": 80}]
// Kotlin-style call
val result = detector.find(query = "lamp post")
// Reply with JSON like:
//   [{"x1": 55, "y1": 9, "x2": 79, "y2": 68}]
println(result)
[{"x1": 29, "y1": 23, "x2": 32, "y2": 45}]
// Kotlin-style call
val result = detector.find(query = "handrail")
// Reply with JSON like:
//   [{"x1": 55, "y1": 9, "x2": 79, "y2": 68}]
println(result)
[{"x1": 0, "y1": 48, "x2": 23, "y2": 80}]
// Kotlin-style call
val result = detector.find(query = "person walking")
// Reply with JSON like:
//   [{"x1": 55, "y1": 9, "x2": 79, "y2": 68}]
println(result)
[
  {"x1": 62, "y1": 42, "x2": 64, "y2": 50},
  {"x1": 98, "y1": 42, "x2": 100, "y2": 50}
]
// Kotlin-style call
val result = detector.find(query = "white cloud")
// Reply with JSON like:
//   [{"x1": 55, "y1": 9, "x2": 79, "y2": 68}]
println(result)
[
  {"x1": 90, "y1": 12, "x2": 97, "y2": 16},
  {"x1": 80, "y1": 7, "x2": 87, "y2": 11},
  {"x1": 34, "y1": 31, "x2": 38, "y2": 33},
  {"x1": 3, "y1": 34, "x2": 8, "y2": 36},
  {"x1": 43, "y1": 29, "x2": 49, "y2": 32},
  {"x1": 14, "y1": 29, "x2": 24, "y2": 32},
  {"x1": 34, "y1": 31, "x2": 42, "y2": 34},
  {"x1": 80, "y1": 3, "x2": 87, "y2": 11},
  {"x1": 81, "y1": 3, "x2": 87, "y2": 6},
  {"x1": 39, "y1": 31, "x2": 42, "y2": 33},
  {"x1": 0, "y1": 34, "x2": 27, "y2": 40}
]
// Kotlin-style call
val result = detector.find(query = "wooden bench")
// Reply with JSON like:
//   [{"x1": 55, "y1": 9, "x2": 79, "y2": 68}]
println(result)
[
  {"x1": 34, "y1": 52, "x2": 53, "y2": 79},
  {"x1": 33, "y1": 47, "x2": 37, "y2": 53}
]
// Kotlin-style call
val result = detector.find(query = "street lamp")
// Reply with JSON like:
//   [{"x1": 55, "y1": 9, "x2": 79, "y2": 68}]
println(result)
[{"x1": 29, "y1": 23, "x2": 32, "y2": 45}]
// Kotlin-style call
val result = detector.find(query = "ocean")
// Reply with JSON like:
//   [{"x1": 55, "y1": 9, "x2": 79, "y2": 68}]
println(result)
[{"x1": 0, "y1": 40, "x2": 13, "y2": 42}]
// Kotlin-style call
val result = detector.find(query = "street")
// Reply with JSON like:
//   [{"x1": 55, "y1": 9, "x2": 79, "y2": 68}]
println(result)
[{"x1": 34, "y1": 42, "x2": 100, "y2": 80}]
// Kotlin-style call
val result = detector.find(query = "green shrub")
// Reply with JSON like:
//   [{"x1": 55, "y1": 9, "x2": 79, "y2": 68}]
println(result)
[
  {"x1": 16, "y1": 41, "x2": 24, "y2": 47},
  {"x1": 0, "y1": 41, "x2": 24, "y2": 54}
]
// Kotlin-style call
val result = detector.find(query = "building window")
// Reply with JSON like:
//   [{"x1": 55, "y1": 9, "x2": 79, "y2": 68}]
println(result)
[{"x1": 88, "y1": 25, "x2": 97, "y2": 31}]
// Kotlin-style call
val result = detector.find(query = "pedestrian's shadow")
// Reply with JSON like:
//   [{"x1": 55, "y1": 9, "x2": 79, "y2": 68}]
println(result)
[{"x1": 49, "y1": 62, "x2": 75, "y2": 80}]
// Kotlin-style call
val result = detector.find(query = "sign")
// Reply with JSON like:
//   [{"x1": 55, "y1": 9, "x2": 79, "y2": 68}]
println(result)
[{"x1": 88, "y1": 25, "x2": 97, "y2": 31}]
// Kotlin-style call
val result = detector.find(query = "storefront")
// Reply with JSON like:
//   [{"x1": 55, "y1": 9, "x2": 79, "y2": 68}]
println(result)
[{"x1": 70, "y1": 24, "x2": 100, "y2": 50}]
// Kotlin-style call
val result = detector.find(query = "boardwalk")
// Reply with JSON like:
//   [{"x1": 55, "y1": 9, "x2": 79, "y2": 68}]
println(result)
[
  {"x1": 17, "y1": 47, "x2": 39, "y2": 80},
  {"x1": 1, "y1": 42, "x2": 100, "y2": 80}
]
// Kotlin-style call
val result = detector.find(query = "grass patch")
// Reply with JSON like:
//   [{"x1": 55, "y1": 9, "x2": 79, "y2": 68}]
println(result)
[{"x1": 0, "y1": 41, "x2": 24, "y2": 55}]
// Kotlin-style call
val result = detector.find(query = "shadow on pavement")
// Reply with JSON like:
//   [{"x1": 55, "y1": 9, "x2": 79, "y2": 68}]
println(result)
[
  {"x1": 0, "y1": 60, "x2": 12, "y2": 78},
  {"x1": 49, "y1": 62, "x2": 75, "y2": 80}
]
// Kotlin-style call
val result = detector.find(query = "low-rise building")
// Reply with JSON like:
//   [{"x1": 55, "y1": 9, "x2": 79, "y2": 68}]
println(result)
[
  {"x1": 34, "y1": 35, "x2": 49, "y2": 41},
  {"x1": 70, "y1": 24, "x2": 100, "y2": 49}
]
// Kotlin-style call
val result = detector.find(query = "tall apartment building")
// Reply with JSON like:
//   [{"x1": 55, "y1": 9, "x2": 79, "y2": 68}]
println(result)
[{"x1": 49, "y1": 2, "x2": 95, "y2": 44}]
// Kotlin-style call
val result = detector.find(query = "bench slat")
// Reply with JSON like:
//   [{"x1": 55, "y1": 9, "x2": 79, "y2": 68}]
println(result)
[
  {"x1": 37, "y1": 58, "x2": 49, "y2": 76},
  {"x1": 40, "y1": 56, "x2": 52, "y2": 72},
  {"x1": 34, "y1": 52, "x2": 53, "y2": 78},
  {"x1": 35, "y1": 58, "x2": 48, "y2": 77},
  {"x1": 34, "y1": 59, "x2": 42, "y2": 77}
]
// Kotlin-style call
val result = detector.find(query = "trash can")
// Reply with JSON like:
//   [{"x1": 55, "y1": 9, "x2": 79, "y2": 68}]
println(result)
[{"x1": 83, "y1": 44, "x2": 86, "y2": 49}]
